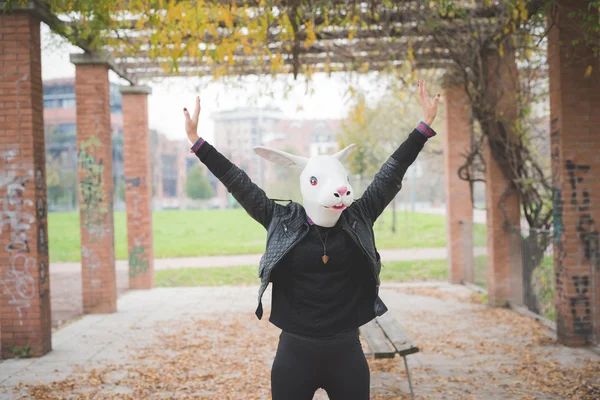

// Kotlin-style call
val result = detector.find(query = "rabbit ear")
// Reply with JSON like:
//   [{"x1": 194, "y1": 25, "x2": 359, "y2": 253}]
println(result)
[
  {"x1": 332, "y1": 144, "x2": 356, "y2": 161},
  {"x1": 254, "y1": 146, "x2": 309, "y2": 168}
]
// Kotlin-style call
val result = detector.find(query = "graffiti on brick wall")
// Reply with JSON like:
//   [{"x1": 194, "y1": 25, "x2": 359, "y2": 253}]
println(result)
[
  {"x1": 550, "y1": 119, "x2": 567, "y2": 303},
  {"x1": 125, "y1": 177, "x2": 141, "y2": 188},
  {"x1": 39, "y1": 261, "x2": 47, "y2": 286},
  {"x1": 35, "y1": 168, "x2": 48, "y2": 293},
  {"x1": 78, "y1": 135, "x2": 109, "y2": 239},
  {"x1": 564, "y1": 160, "x2": 597, "y2": 336},
  {"x1": 126, "y1": 176, "x2": 144, "y2": 219},
  {"x1": 126, "y1": 176, "x2": 150, "y2": 278},
  {"x1": 0, "y1": 165, "x2": 37, "y2": 325},
  {"x1": 571, "y1": 276, "x2": 591, "y2": 335},
  {"x1": 81, "y1": 245, "x2": 101, "y2": 270},
  {"x1": 0, "y1": 254, "x2": 36, "y2": 324},
  {"x1": 129, "y1": 238, "x2": 149, "y2": 278},
  {"x1": 0, "y1": 171, "x2": 34, "y2": 253},
  {"x1": 566, "y1": 161, "x2": 600, "y2": 268}
]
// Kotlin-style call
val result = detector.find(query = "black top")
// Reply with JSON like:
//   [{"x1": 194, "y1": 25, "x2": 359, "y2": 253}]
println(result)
[
  {"x1": 193, "y1": 127, "x2": 433, "y2": 337},
  {"x1": 269, "y1": 221, "x2": 376, "y2": 338}
]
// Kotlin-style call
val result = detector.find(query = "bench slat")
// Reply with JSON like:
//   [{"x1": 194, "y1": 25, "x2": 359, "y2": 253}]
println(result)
[
  {"x1": 359, "y1": 320, "x2": 396, "y2": 359},
  {"x1": 376, "y1": 314, "x2": 420, "y2": 357}
]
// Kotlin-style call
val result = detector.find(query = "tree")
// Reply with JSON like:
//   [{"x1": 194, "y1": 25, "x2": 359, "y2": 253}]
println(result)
[
  {"x1": 185, "y1": 165, "x2": 215, "y2": 200},
  {"x1": 340, "y1": 84, "x2": 443, "y2": 184},
  {"x1": 338, "y1": 84, "x2": 444, "y2": 232}
]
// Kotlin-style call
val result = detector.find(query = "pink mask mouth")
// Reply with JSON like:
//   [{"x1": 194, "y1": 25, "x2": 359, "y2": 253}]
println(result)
[{"x1": 331, "y1": 204, "x2": 346, "y2": 211}]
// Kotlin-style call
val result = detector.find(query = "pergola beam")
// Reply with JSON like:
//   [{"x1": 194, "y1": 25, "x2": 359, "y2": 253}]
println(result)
[{"x1": 125, "y1": 58, "x2": 454, "y2": 79}]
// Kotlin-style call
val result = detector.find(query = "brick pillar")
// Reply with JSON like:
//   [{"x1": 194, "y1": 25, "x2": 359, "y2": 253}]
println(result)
[
  {"x1": 0, "y1": 10, "x2": 52, "y2": 359},
  {"x1": 484, "y1": 45, "x2": 523, "y2": 307},
  {"x1": 120, "y1": 86, "x2": 154, "y2": 289},
  {"x1": 443, "y1": 84, "x2": 473, "y2": 284},
  {"x1": 71, "y1": 54, "x2": 116, "y2": 314},
  {"x1": 548, "y1": 0, "x2": 600, "y2": 346}
]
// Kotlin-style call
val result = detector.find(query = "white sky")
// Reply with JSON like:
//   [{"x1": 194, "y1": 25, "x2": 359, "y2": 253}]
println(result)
[{"x1": 40, "y1": 23, "x2": 388, "y2": 144}]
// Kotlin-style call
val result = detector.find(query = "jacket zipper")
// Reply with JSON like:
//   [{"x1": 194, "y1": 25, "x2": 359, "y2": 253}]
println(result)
[{"x1": 265, "y1": 223, "x2": 310, "y2": 282}]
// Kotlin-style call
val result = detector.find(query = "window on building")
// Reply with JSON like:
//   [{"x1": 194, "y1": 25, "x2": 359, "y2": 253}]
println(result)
[{"x1": 62, "y1": 98, "x2": 76, "y2": 108}]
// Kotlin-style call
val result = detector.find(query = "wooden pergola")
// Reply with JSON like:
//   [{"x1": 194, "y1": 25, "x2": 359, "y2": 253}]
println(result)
[{"x1": 24, "y1": 0, "x2": 508, "y2": 83}]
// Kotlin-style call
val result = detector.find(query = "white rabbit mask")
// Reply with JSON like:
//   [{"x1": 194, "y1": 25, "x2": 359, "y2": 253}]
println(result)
[{"x1": 254, "y1": 145, "x2": 356, "y2": 228}]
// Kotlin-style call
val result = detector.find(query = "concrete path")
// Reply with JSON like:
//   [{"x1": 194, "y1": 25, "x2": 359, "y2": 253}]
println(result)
[
  {"x1": 1, "y1": 283, "x2": 598, "y2": 399},
  {"x1": 50, "y1": 246, "x2": 488, "y2": 273}
]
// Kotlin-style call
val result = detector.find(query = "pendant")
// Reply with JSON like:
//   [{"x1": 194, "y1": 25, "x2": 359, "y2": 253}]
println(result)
[{"x1": 322, "y1": 255, "x2": 329, "y2": 264}]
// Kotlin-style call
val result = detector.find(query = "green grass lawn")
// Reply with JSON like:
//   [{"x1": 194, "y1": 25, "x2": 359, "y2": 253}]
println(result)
[
  {"x1": 154, "y1": 259, "x2": 449, "y2": 288},
  {"x1": 48, "y1": 209, "x2": 486, "y2": 262}
]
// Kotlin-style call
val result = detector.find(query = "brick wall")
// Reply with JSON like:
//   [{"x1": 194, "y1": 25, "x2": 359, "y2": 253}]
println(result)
[
  {"x1": 443, "y1": 84, "x2": 473, "y2": 284},
  {"x1": 548, "y1": 0, "x2": 600, "y2": 346},
  {"x1": 0, "y1": 12, "x2": 52, "y2": 358},
  {"x1": 74, "y1": 63, "x2": 117, "y2": 314},
  {"x1": 122, "y1": 90, "x2": 154, "y2": 289}
]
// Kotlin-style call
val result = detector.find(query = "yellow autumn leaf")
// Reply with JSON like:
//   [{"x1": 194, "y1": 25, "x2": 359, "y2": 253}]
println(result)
[
  {"x1": 223, "y1": 9, "x2": 233, "y2": 28},
  {"x1": 407, "y1": 46, "x2": 415, "y2": 62},
  {"x1": 584, "y1": 65, "x2": 593, "y2": 78}
]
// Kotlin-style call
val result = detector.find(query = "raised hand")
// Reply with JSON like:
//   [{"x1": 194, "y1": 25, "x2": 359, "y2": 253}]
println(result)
[
  {"x1": 418, "y1": 80, "x2": 440, "y2": 126},
  {"x1": 183, "y1": 96, "x2": 201, "y2": 143}
]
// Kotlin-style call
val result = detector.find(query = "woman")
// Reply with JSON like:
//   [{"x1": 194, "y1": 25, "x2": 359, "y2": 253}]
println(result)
[{"x1": 183, "y1": 80, "x2": 440, "y2": 400}]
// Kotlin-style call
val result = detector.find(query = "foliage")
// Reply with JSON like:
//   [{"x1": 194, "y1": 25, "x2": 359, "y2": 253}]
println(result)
[
  {"x1": 10, "y1": 344, "x2": 32, "y2": 359},
  {"x1": 185, "y1": 164, "x2": 215, "y2": 200},
  {"x1": 1, "y1": 0, "x2": 597, "y2": 83},
  {"x1": 338, "y1": 78, "x2": 444, "y2": 197}
]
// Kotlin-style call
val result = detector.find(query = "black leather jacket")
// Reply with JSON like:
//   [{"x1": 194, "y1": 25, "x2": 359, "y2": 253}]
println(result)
[{"x1": 204, "y1": 130, "x2": 428, "y2": 319}]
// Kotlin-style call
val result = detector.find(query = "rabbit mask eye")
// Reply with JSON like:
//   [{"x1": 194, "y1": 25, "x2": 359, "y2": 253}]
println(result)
[{"x1": 310, "y1": 176, "x2": 318, "y2": 186}]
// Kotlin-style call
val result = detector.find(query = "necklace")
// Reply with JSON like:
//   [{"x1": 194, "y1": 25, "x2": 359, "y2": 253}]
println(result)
[{"x1": 315, "y1": 227, "x2": 330, "y2": 264}]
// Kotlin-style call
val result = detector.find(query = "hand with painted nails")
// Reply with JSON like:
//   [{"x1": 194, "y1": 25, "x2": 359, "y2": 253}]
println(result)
[
  {"x1": 418, "y1": 80, "x2": 440, "y2": 127},
  {"x1": 183, "y1": 96, "x2": 201, "y2": 144}
]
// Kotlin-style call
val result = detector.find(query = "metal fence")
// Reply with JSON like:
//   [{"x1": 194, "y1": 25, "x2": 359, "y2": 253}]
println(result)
[
  {"x1": 461, "y1": 221, "x2": 556, "y2": 322},
  {"x1": 461, "y1": 220, "x2": 488, "y2": 289},
  {"x1": 511, "y1": 227, "x2": 556, "y2": 322}
]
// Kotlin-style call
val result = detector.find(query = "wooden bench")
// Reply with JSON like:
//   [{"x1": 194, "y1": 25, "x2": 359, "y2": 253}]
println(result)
[{"x1": 360, "y1": 313, "x2": 419, "y2": 398}]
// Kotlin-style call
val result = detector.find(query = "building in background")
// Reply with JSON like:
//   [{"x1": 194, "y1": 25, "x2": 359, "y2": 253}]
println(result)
[
  {"x1": 43, "y1": 78, "x2": 124, "y2": 211},
  {"x1": 43, "y1": 78, "x2": 206, "y2": 211},
  {"x1": 43, "y1": 83, "x2": 345, "y2": 211},
  {"x1": 211, "y1": 106, "x2": 285, "y2": 208},
  {"x1": 150, "y1": 132, "x2": 212, "y2": 209}
]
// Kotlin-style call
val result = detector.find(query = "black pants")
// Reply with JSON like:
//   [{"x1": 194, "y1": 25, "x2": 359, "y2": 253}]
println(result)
[{"x1": 271, "y1": 329, "x2": 370, "y2": 400}]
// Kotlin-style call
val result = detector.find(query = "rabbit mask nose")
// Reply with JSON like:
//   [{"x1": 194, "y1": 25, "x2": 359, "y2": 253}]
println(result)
[{"x1": 334, "y1": 186, "x2": 350, "y2": 198}]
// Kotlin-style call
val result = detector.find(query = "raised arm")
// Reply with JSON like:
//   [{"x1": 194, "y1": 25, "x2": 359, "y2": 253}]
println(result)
[
  {"x1": 353, "y1": 80, "x2": 441, "y2": 224},
  {"x1": 184, "y1": 97, "x2": 281, "y2": 229}
]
